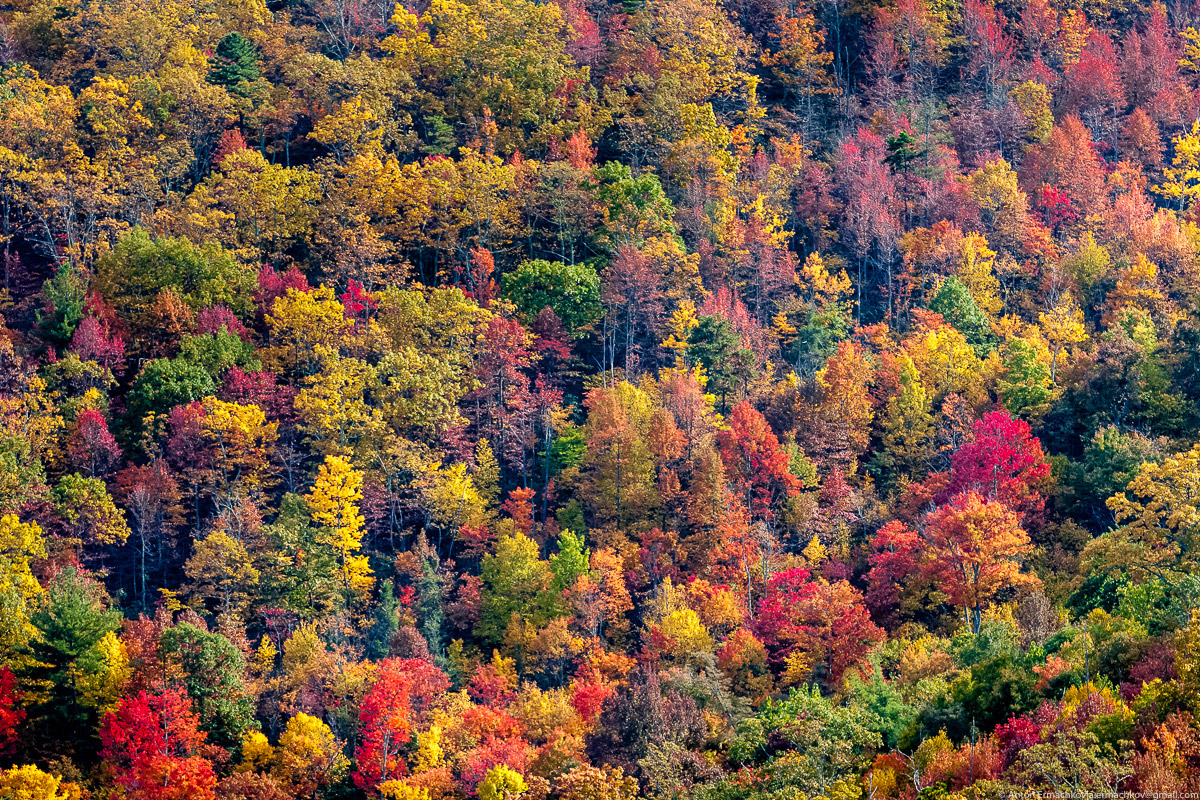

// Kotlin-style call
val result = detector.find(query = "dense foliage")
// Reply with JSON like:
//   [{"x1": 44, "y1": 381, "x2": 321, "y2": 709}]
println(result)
[{"x1": 2, "y1": 0, "x2": 1200, "y2": 796}]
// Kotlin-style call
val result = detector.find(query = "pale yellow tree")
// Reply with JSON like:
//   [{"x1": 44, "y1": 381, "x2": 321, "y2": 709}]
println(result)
[
  {"x1": 1091, "y1": 443, "x2": 1200, "y2": 583},
  {"x1": 1156, "y1": 120, "x2": 1200, "y2": 212},
  {"x1": 185, "y1": 528, "x2": 261, "y2": 618},
  {"x1": 1038, "y1": 294, "x2": 1088, "y2": 382},
  {"x1": 956, "y1": 234, "x2": 1002, "y2": 320},
  {"x1": 307, "y1": 455, "x2": 374, "y2": 598}
]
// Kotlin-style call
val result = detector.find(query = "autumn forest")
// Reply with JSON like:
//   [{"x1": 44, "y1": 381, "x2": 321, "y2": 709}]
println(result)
[{"x1": 0, "y1": 0, "x2": 1198, "y2": 795}]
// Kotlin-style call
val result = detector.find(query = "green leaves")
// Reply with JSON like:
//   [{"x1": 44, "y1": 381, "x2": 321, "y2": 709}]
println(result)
[
  {"x1": 928, "y1": 276, "x2": 996, "y2": 357},
  {"x1": 208, "y1": 32, "x2": 262, "y2": 97},
  {"x1": 20, "y1": 568, "x2": 122, "y2": 757},
  {"x1": 37, "y1": 262, "x2": 88, "y2": 345},
  {"x1": 502, "y1": 259, "x2": 602, "y2": 334},
  {"x1": 126, "y1": 359, "x2": 216, "y2": 430}
]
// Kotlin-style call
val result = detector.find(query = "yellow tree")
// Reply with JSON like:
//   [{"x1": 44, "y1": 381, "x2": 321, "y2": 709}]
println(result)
[
  {"x1": 263, "y1": 286, "x2": 353, "y2": 377},
  {"x1": 77, "y1": 631, "x2": 129, "y2": 714},
  {"x1": 184, "y1": 528, "x2": 261, "y2": 619},
  {"x1": 0, "y1": 514, "x2": 47, "y2": 656},
  {"x1": 956, "y1": 233, "x2": 1002, "y2": 320},
  {"x1": 967, "y1": 159, "x2": 1031, "y2": 257},
  {"x1": 307, "y1": 455, "x2": 374, "y2": 599},
  {"x1": 1090, "y1": 443, "x2": 1200, "y2": 584},
  {"x1": 420, "y1": 461, "x2": 488, "y2": 540},
  {"x1": 199, "y1": 396, "x2": 278, "y2": 497},
  {"x1": 905, "y1": 322, "x2": 988, "y2": 406},
  {"x1": 295, "y1": 351, "x2": 386, "y2": 459},
  {"x1": 169, "y1": 148, "x2": 321, "y2": 261},
  {"x1": 0, "y1": 764, "x2": 81, "y2": 800},
  {"x1": 1038, "y1": 293, "x2": 1088, "y2": 382},
  {"x1": 1155, "y1": 120, "x2": 1200, "y2": 212},
  {"x1": 273, "y1": 712, "x2": 350, "y2": 796}
]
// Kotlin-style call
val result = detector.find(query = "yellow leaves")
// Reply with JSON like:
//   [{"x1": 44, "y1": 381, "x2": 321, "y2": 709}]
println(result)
[
  {"x1": 0, "y1": 514, "x2": 47, "y2": 608},
  {"x1": 77, "y1": 76, "x2": 152, "y2": 157},
  {"x1": 252, "y1": 635, "x2": 277, "y2": 676},
  {"x1": 159, "y1": 587, "x2": 185, "y2": 613},
  {"x1": 966, "y1": 159, "x2": 1031, "y2": 256},
  {"x1": 274, "y1": 712, "x2": 350, "y2": 794},
  {"x1": 781, "y1": 649, "x2": 814, "y2": 689},
  {"x1": 798, "y1": 252, "x2": 852, "y2": 312},
  {"x1": 310, "y1": 97, "x2": 384, "y2": 162},
  {"x1": 380, "y1": 781, "x2": 431, "y2": 800},
  {"x1": 639, "y1": 0, "x2": 752, "y2": 104},
  {"x1": 1104, "y1": 254, "x2": 1177, "y2": 329},
  {"x1": 239, "y1": 730, "x2": 275, "y2": 772},
  {"x1": 478, "y1": 764, "x2": 526, "y2": 800},
  {"x1": 184, "y1": 528, "x2": 261, "y2": 617},
  {"x1": 802, "y1": 532, "x2": 827, "y2": 566},
  {"x1": 307, "y1": 455, "x2": 374, "y2": 598},
  {"x1": 176, "y1": 148, "x2": 321, "y2": 259},
  {"x1": 239, "y1": 713, "x2": 350, "y2": 794},
  {"x1": 388, "y1": 151, "x2": 518, "y2": 260},
  {"x1": 385, "y1": 0, "x2": 586, "y2": 152},
  {"x1": 0, "y1": 765, "x2": 82, "y2": 800},
  {"x1": 905, "y1": 324, "x2": 986, "y2": 406},
  {"x1": 658, "y1": 607, "x2": 713, "y2": 657},
  {"x1": 77, "y1": 630, "x2": 129, "y2": 713},
  {"x1": 646, "y1": 577, "x2": 713, "y2": 659},
  {"x1": 474, "y1": 440, "x2": 501, "y2": 512},
  {"x1": 1038, "y1": 293, "x2": 1087, "y2": 381},
  {"x1": 508, "y1": 683, "x2": 580, "y2": 741},
  {"x1": 411, "y1": 725, "x2": 445, "y2": 774},
  {"x1": 667, "y1": 299, "x2": 700, "y2": 362},
  {"x1": 1180, "y1": 26, "x2": 1200, "y2": 72},
  {"x1": 421, "y1": 461, "x2": 488, "y2": 535},
  {"x1": 376, "y1": 346, "x2": 471, "y2": 442},
  {"x1": 281, "y1": 622, "x2": 326, "y2": 679},
  {"x1": 308, "y1": 456, "x2": 366, "y2": 543},
  {"x1": 955, "y1": 234, "x2": 1001, "y2": 320},
  {"x1": 1009, "y1": 82, "x2": 1052, "y2": 146},
  {"x1": 199, "y1": 396, "x2": 278, "y2": 491},
  {"x1": 1057, "y1": 9, "x2": 1090, "y2": 67},
  {"x1": 296, "y1": 351, "x2": 386, "y2": 458},
  {"x1": 670, "y1": 103, "x2": 738, "y2": 186},
  {"x1": 1156, "y1": 120, "x2": 1200, "y2": 210},
  {"x1": 265, "y1": 286, "x2": 353, "y2": 377},
  {"x1": 1101, "y1": 443, "x2": 1200, "y2": 579},
  {"x1": 0, "y1": 374, "x2": 63, "y2": 474},
  {"x1": 0, "y1": 73, "x2": 79, "y2": 154},
  {"x1": 815, "y1": 341, "x2": 875, "y2": 450}
]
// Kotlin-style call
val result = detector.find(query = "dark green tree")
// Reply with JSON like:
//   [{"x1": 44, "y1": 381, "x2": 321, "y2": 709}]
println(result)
[
  {"x1": 20, "y1": 567, "x2": 122, "y2": 760},
  {"x1": 159, "y1": 622, "x2": 258, "y2": 754},
  {"x1": 421, "y1": 115, "x2": 457, "y2": 156},
  {"x1": 37, "y1": 261, "x2": 88, "y2": 345},
  {"x1": 417, "y1": 553, "x2": 445, "y2": 658},
  {"x1": 366, "y1": 579, "x2": 401, "y2": 660},
  {"x1": 208, "y1": 33, "x2": 261, "y2": 94},
  {"x1": 684, "y1": 315, "x2": 755, "y2": 412}
]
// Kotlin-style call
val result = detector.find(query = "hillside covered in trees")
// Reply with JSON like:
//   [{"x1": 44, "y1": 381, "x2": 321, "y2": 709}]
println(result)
[{"x1": 3, "y1": 0, "x2": 1200, "y2": 795}]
